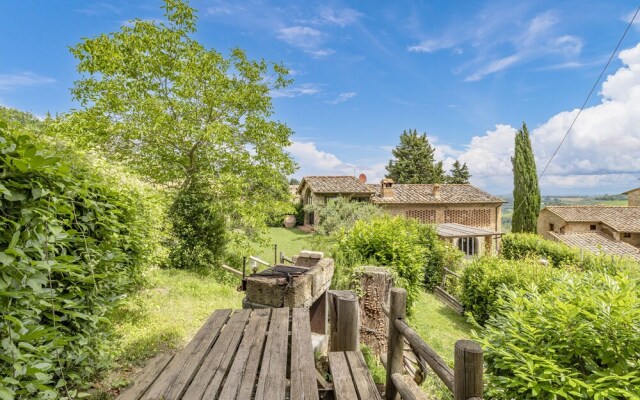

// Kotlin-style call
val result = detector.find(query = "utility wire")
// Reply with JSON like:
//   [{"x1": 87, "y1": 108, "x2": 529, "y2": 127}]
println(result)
[{"x1": 510, "y1": 5, "x2": 640, "y2": 222}]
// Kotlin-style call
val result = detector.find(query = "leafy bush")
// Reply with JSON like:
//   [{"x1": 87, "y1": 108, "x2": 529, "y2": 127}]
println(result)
[
  {"x1": 501, "y1": 232, "x2": 581, "y2": 267},
  {"x1": 460, "y1": 256, "x2": 561, "y2": 325},
  {"x1": 334, "y1": 215, "x2": 435, "y2": 312},
  {"x1": 306, "y1": 196, "x2": 383, "y2": 236},
  {"x1": 502, "y1": 232, "x2": 640, "y2": 275},
  {"x1": 423, "y1": 236, "x2": 464, "y2": 291},
  {"x1": 294, "y1": 201, "x2": 305, "y2": 226},
  {"x1": 477, "y1": 272, "x2": 640, "y2": 399},
  {"x1": 168, "y1": 176, "x2": 226, "y2": 271},
  {"x1": 0, "y1": 121, "x2": 157, "y2": 398}
]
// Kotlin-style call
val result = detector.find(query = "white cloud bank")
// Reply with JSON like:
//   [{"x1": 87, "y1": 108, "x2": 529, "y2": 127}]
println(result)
[
  {"x1": 290, "y1": 42, "x2": 640, "y2": 195},
  {"x1": 459, "y1": 42, "x2": 640, "y2": 194}
]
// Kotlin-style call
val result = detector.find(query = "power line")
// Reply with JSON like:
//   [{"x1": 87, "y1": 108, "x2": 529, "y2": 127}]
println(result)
[{"x1": 510, "y1": 5, "x2": 640, "y2": 223}]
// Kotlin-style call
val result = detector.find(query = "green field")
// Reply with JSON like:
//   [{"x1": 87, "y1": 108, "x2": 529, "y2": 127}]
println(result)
[{"x1": 253, "y1": 227, "x2": 317, "y2": 262}]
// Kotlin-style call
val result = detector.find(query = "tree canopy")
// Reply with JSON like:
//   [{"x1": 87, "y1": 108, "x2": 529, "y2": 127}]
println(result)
[
  {"x1": 61, "y1": 0, "x2": 297, "y2": 261},
  {"x1": 511, "y1": 122, "x2": 540, "y2": 233},
  {"x1": 447, "y1": 160, "x2": 471, "y2": 184},
  {"x1": 386, "y1": 129, "x2": 445, "y2": 184}
]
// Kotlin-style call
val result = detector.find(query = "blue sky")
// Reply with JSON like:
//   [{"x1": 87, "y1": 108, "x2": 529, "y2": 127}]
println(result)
[{"x1": 1, "y1": 0, "x2": 639, "y2": 195}]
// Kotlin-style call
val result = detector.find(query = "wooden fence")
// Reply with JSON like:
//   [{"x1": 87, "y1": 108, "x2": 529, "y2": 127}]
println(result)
[{"x1": 382, "y1": 288, "x2": 483, "y2": 400}]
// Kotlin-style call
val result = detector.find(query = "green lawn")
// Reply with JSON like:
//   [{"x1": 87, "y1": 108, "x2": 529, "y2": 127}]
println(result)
[
  {"x1": 408, "y1": 291, "x2": 473, "y2": 399},
  {"x1": 253, "y1": 227, "x2": 315, "y2": 262}
]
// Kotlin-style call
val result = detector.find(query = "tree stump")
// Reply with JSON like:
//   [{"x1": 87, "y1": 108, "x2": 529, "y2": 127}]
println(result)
[{"x1": 358, "y1": 266, "x2": 393, "y2": 356}]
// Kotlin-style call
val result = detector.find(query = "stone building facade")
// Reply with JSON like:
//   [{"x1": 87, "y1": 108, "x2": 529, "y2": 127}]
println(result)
[
  {"x1": 297, "y1": 176, "x2": 504, "y2": 256},
  {"x1": 623, "y1": 187, "x2": 640, "y2": 207},
  {"x1": 537, "y1": 204, "x2": 640, "y2": 260}
]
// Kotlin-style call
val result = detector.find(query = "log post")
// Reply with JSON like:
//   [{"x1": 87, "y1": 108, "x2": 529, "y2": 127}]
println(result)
[
  {"x1": 328, "y1": 290, "x2": 359, "y2": 351},
  {"x1": 359, "y1": 266, "x2": 393, "y2": 356},
  {"x1": 385, "y1": 288, "x2": 407, "y2": 400},
  {"x1": 454, "y1": 340, "x2": 483, "y2": 400}
]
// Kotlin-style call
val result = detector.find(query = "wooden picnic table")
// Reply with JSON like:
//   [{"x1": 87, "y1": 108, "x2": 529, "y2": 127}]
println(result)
[{"x1": 118, "y1": 307, "x2": 319, "y2": 400}]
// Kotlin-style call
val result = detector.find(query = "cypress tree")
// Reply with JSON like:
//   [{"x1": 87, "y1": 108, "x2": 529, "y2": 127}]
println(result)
[
  {"x1": 511, "y1": 122, "x2": 541, "y2": 233},
  {"x1": 386, "y1": 129, "x2": 445, "y2": 183}
]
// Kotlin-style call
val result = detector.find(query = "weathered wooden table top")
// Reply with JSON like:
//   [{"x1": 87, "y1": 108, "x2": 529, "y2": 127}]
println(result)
[{"x1": 118, "y1": 307, "x2": 319, "y2": 400}]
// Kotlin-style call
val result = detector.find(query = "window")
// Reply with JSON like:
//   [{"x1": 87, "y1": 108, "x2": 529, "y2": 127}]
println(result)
[
  {"x1": 590, "y1": 225, "x2": 596, "y2": 231},
  {"x1": 457, "y1": 237, "x2": 479, "y2": 257},
  {"x1": 624, "y1": 232, "x2": 631, "y2": 238},
  {"x1": 549, "y1": 223, "x2": 555, "y2": 231}
]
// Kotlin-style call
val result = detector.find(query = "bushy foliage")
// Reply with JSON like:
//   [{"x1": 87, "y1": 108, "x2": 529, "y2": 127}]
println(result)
[
  {"x1": 460, "y1": 256, "x2": 561, "y2": 325},
  {"x1": 477, "y1": 272, "x2": 640, "y2": 399},
  {"x1": 168, "y1": 177, "x2": 226, "y2": 271},
  {"x1": 307, "y1": 197, "x2": 383, "y2": 236},
  {"x1": 423, "y1": 236, "x2": 464, "y2": 291},
  {"x1": 0, "y1": 121, "x2": 157, "y2": 398},
  {"x1": 335, "y1": 216, "x2": 437, "y2": 311},
  {"x1": 294, "y1": 201, "x2": 305, "y2": 226},
  {"x1": 502, "y1": 232, "x2": 640, "y2": 275}
]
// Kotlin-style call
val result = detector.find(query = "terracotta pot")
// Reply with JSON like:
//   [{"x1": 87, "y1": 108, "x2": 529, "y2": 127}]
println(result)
[{"x1": 283, "y1": 214, "x2": 297, "y2": 228}]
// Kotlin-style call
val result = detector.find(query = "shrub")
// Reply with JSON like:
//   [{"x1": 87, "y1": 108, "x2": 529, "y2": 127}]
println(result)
[
  {"x1": 307, "y1": 196, "x2": 383, "y2": 236},
  {"x1": 0, "y1": 121, "x2": 156, "y2": 397},
  {"x1": 334, "y1": 215, "x2": 433, "y2": 312},
  {"x1": 294, "y1": 201, "x2": 305, "y2": 226},
  {"x1": 502, "y1": 232, "x2": 640, "y2": 275},
  {"x1": 477, "y1": 272, "x2": 640, "y2": 399},
  {"x1": 460, "y1": 256, "x2": 561, "y2": 325},
  {"x1": 168, "y1": 176, "x2": 227, "y2": 271},
  {"x1": 423, "y1": 236, "x2": 464, "y2": 292}
]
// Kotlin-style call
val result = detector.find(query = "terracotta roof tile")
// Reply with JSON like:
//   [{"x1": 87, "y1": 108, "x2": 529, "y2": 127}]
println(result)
[
  {"x1": 549, "y1": 231, "x2": 640, "y2": 261},
  {"x1": 543, "y1": 206, "x2": 640, "y2": 233},
  {"x1": 299, "y1": 176, "x2": 374, "y2": 194},
  {"x1": 369, "y1": 184, "x2": 504, "y2": 204}
]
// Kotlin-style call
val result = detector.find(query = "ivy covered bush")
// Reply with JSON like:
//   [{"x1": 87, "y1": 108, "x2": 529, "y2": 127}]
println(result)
[
  {"x1": 477, "y1": 271, "x2": 640, "y2": 399},
  {"x1": 0, "y1": 121, "x2": 160, "y2": 398},
  {"x1": 460, "y1": 256, "x2": 561, "y2": 325}
]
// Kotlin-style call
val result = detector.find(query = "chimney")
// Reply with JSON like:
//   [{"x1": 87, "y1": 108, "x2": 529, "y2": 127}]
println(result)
[
  {"x1": 381, "y1": 178, "x2": 395, "y2": 198},
  {"x1": 432, "y1": 184, "x2": 441, "y2": 199},
  {"x1": 358, "y1": 173, "x2": 367, "y2": 183}
]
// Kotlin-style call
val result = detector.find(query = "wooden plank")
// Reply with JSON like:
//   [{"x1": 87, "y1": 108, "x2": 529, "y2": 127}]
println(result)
[
  {"x1": 434, "y1": 287, "x2": 464, "y2": 315},
  {"x1": 218, "y1": 308, "x2": 271, "y2": 400},
  {"x1": 391, "y1": 373, "x2": 428, "y2": 400},
  {"x1": 116, "y1": 353, "x2": 173, "y2": 400},
  {"x1": 290, "y1": 308, "x2": 320, "y2": 400},
  {"x1": 254, "y1": 307, "x2": 290, "y2": 400},
  {"x1": 142, "y1": 309, "x2": 231, "y2": 400},
  {"x1": 345, "y1": 351, "x2": 382, "y2": 400},
  {"x1": 183, "y1": 309, "x2": 251, "y2": 399},
  {"x1": 395, "y1": 318, "x2": 454, "y2": 391},
  {"x1": 328, "y1": 352, "x2": 358, "y2": 400}
]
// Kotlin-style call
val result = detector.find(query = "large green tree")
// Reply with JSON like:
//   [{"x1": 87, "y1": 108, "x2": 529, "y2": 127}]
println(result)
[
  {"x1": 386, "y1": 129, "x2": 445, "y2": 183},
  {"x1": 511, "y1": 122, "x2": 540, "y2": 233},
  {"x1": 446, "y1": 160, "x2": 471, "y2": 184},
  {"x1": 64, "y1": 0, "x2": 296, "y2": 266}
]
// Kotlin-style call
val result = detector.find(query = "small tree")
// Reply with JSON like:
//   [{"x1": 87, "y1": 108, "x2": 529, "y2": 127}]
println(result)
[
  {"x1": 511, "y1": 122, "x2": 540, "y2": 233},
  {"x1": 446, "y1": 160, "x2": 471, "y2": 184},
  {"x1": 386, "y1": 129, "x2": 445, "y2": 184},
  {"x1": 306, "y1": 196, "x2": 383, "y2": 236}
]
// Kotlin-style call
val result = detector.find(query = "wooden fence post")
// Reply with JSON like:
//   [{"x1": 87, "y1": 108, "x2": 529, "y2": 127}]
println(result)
[
  {"x1": 328, "y1": 290, "x2": 359, "y2": 351},
  {"x1": 454, "y1": 340, "x2": 483, "y2": 400},
  {"x1": 385, "y1": 288, "x2": 407, "y2": 400}
]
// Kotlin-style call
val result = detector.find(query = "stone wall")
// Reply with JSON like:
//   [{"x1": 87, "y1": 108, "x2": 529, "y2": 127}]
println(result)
[
  {"x1": 628, "y1": 189, "x2": 640, "y2": 207},
  {"x1": 382, "y1": 202, "x2": 502, "y2": 231}
]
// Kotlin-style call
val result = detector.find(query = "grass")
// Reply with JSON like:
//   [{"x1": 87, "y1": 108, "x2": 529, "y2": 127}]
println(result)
[
  {"x1": 93, "y1": 268, "x2": 244, "y2": 397},
  {"x1": 408, "y1": 291, "x2": 473, "y2": 399},
  {"x1": 253, "y1": 227, "x2": 315, "y2": 262}
]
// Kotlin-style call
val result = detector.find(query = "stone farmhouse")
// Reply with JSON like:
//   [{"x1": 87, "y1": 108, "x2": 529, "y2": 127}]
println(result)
[
  {"x1": 297, "y1": 176, "x2": 505, "y2": 256},
  {"x1": 537, "y1": 191, "x2": 640, "y2": 261}
]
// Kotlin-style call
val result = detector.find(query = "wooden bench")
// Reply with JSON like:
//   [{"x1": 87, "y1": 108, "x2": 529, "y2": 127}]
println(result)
[
  {"x1": 117, "y1": 307, "x2": 318, "y2": 400},
  {"x1": 328, "y1": 351, "x2": 382, "y2": 400}
]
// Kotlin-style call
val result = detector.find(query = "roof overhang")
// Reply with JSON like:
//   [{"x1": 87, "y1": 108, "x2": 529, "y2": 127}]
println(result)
[{"x1": 436, "y1": 223, "x2": 503, "y2": 238}]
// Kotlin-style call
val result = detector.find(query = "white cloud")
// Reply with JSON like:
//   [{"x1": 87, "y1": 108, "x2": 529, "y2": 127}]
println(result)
[
  {"x1": 271, "y1": 83, "x2": 322, "y2": 98},
  {"x1": 407, "y1": 38, "x2": 459, "y2": 53},
  {"x1": 326, "y1": 92, "x2": 357, "y2": 104},
  {"x1": 457, "y1": 42, "x2": 640, "y2": 194},
  {"x1": 277, "y1": 26, "x2": 333, "y2": 57},
  {"x1": 318, "y1": 7, "x2": 362, "y2": 27},
  {"x1": 0, "y1": 72, "x2": 55, "y2": 91},
  {"x1": 288, "y1": 141, "x2": 386, "y2": 182},
  {"x1": 76, "y1": 2, "x2": 121, "y2": 16}
]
